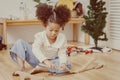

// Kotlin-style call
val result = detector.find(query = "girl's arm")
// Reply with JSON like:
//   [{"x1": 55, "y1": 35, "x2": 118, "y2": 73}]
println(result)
[
  {"x1": 32, "y1": 33, "x2": 47, "y2": 63},
  {"x1": 58, "y1": 34, "x2": 67, "y2": 65}
]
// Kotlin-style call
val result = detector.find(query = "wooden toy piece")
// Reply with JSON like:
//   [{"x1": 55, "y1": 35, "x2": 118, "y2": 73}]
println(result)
[
  {"x1": 24, "y1": 77, "x2": 30, "y2": 80},
  {"x1": 67, "y1": 63, "x2": 104, "y2": 74},
  {"x1": 66, "y1": 55, "x2": 104, "y2": 74},
  {"x1": 67, "y1": 56, "x2": 96, "y2": 74},
  {"x1": 13, "y1": 71, "x2": 44, "y2": 80}
]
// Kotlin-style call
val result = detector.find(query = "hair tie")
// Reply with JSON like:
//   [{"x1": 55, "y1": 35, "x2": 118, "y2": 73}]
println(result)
[{"x1": 52, "y1": 6, "x2": 56, "y2": 21}]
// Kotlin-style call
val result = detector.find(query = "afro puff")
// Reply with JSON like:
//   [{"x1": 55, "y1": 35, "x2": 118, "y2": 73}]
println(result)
[
  {"x1": 36, "y1": 3, "x2": 71, "y2": 27},
  {"x1": 36, "y1": 3, "x2": 53, "y2": 27}
]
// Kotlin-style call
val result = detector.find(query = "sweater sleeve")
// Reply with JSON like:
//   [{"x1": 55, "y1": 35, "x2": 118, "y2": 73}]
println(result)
[
  {"x1": 32, "y1": 33, "x2": 47, "y2": 63},
  {"x1": 58, "y1": 35, "x2": 67, "y2": 65}
]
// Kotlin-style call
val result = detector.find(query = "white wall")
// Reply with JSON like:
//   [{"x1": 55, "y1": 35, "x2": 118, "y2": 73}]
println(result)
[
  {"x1": 77, "y1": 0, "x2": 89, "y2": 43},
  {"x1": 0, "y1": 0, "x2": 109, "y2": 47}
]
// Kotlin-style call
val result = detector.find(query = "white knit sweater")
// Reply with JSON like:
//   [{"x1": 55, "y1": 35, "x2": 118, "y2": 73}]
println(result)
[{"x1": 32, "y1": 31, "x2": 67, "y2": 65}]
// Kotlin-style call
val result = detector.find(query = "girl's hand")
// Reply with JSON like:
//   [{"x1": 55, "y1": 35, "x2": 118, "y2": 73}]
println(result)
[
  {"x1": 43, "y1": 60, "x2": 57, "y2": 69},
  {"x1": 59, "y1": 63, "x2": 69, "y2": 71}
]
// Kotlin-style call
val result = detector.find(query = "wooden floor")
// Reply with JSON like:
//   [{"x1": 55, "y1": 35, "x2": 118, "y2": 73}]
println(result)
[{"x1": 0, "y1": 44, "x2": 120, "y2": 80}]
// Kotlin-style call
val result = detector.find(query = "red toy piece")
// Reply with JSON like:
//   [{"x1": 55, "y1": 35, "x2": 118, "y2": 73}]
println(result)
[
  {"x1": 67, "y1": 46, "x2": 78, "y2": 56},
  {"x1": 85, "y1": 49, "x2": 93, "y2": 54}
]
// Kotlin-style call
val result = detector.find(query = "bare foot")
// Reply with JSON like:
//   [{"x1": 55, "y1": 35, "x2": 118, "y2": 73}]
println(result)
[
  {"x1": 12, "y1": 67, "x2": 25, "y2": 76},
  {"x1": 12, "y1": 71, "x2": 20, "y2": 76},
  {"x1": 12, "y1": 70, "x2": 25, "y2": 76},
  {"x1": 30, "y1": 66, "x2": 48, "y2": 74},
  {"x1": 30, "y1": 68, "x2": 41, "y2": 74}
]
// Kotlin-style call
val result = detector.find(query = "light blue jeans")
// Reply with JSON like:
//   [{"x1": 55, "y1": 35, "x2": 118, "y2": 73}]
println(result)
[{"x1": 10, "y1": 39, "x2": 71, "y2": 73}]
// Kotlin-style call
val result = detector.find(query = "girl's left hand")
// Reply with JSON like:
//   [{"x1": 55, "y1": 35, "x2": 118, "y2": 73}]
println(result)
[{"x1": 59, "y1": 63, "x2": 69, "y2": 71}]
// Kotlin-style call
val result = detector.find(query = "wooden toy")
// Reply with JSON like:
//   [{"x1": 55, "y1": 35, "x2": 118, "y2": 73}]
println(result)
[{"x1": 12, "y1": 71, "x2": 44, "y2": 80}]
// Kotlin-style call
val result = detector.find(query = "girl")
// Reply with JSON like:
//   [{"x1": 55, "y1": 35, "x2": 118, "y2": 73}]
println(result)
[{"x1": 10, "y1": 3, "x2": 71, "y2": 75}]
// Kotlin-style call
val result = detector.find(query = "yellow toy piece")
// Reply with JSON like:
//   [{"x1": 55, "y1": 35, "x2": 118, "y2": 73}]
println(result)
[{"x1": 56, "y1": 0, "x2": 74, "y2": 11}]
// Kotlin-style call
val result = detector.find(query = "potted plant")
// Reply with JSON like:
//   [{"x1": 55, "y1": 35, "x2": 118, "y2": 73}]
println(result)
[{"x1": 81, "y1": 0, "x2": 108, "y2": 52}]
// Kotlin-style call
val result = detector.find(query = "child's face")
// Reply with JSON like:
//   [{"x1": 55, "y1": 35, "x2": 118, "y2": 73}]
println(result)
[{"x1": 46, "y1": 22, "x2": 60, "y2": 40}]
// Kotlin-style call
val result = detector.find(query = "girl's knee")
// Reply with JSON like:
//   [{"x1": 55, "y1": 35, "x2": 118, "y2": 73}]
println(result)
[
  {"x1": 17, "y1": 39, "x2": 25, "y2": 43},
  {"x1": 15, "y1": 39, "x2": 27, "y2": 45}
]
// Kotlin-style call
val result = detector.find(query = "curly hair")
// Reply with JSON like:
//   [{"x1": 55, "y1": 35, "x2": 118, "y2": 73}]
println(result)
[{"x1": 36, "y1": 3, "x2": 71, "y2": 27}]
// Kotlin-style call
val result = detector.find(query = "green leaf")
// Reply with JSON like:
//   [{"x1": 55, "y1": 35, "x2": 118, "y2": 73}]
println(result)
[{"x1": 33, "y1": 0, "x2": 41, "y2": 3}]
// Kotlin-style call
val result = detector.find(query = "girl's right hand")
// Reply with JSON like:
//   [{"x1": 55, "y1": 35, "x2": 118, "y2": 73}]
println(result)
[{"x1": 43, "y1": 60, "x2": 57, "y2": 69}]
